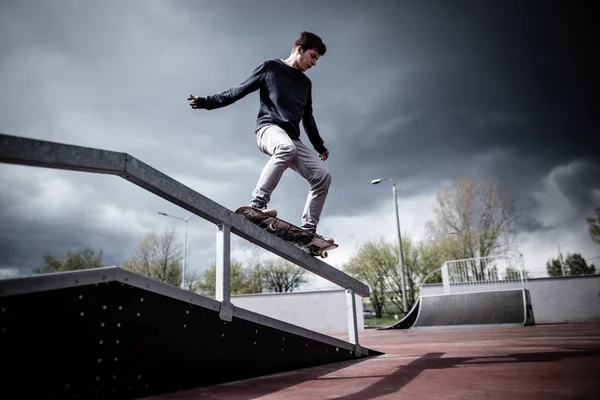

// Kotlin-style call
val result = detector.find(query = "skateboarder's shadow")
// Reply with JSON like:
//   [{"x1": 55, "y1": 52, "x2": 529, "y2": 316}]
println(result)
[{"x1": 328, "y1": 349, "x2": 600, "y2": 400}]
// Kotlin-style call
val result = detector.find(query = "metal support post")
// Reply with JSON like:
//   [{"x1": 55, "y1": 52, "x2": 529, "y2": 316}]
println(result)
[
  {"x1": 518, "y1": 253, "x2": 526, "y2": 288},
  {"x1": 392, "y1": 184, "x2": 408, "y2": 314},
  {"x1": 371, "y1": 178, "x2": 408, "y2": 313},
  {"x1": 216, "y1": 224, "x2": 233, "y2": 321},
  {"x1": 346, "y1": 289, "x2": 362, "y2": 357},
  {"x1": 182, "y1": 218, "x2": 188, "y2": 289},
  {"x1": 441, "y1": 262, "x2": 450, "y2": 294},
  {"x1": 557, "y1": 239, "x2": 567, "y2": 276}
]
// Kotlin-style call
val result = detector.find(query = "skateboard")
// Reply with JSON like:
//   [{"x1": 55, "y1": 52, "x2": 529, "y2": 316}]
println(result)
[{"x1": 235, "y1": 206, "x2": 338, "y2": 258}]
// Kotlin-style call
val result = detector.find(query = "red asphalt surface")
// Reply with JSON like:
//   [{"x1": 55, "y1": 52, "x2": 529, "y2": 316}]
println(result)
[{"x1": 144, "y1": 322, "x2": 600, "y2": 400}]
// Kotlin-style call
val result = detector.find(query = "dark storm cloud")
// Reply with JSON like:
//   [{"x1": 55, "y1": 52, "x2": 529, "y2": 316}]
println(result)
[
  {"x1": 0, "y1": 164, "x2": 225, "y2": 275},
  {"x1": 316, "y1": 1, "x2": 599, "y2": 218},
  {"x1": 1, "y1": 0, "x2": 598, "y2": 276},
  {"x1": 0, "y1": 171, "x2": 122, "y2": 272},
  {"x1": 531, "y1": 159, "x2": 600, "y2": 227}
]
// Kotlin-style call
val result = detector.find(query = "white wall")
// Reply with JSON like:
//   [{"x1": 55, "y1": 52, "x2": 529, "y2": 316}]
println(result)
[
  {"x1": 230, "y1": 289, "x2": 364, "y2": 334},
  {"x1": 523, "y1": 275, "x2": 600, "y2": 323}
]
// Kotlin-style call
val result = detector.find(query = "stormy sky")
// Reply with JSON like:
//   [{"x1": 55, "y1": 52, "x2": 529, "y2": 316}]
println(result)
[{"x1": 1, "y1": 0, "x2": 598, "y2": 287}]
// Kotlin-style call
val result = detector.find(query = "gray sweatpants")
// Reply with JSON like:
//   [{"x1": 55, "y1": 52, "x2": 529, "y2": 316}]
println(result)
[{"x1": 251, "y1": 124, "x2": 331, "y2": 234}]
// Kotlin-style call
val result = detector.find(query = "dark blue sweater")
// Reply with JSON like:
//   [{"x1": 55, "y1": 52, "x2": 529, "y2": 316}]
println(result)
[{"x1": 201, "y1": 59, "x2": 327, "y2": 154}]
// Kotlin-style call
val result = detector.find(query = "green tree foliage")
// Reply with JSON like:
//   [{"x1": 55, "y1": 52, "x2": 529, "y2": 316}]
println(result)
[
  {"x1": 385, "y1": 234, "x2": 429, "y2": 311},
  {"x1": 343, "y1": 236, "x2": 449, "y2": 316},
  {"x1": 565, "y1": 253, "x2": 596, "y2": 275},
  {"x1": 546, "y1": 257, "x2": 564, "y2": 277},
  {"x1": 586, "y1": 207, "x2": 600, "y2": 245},
  {"x1": 122, "y1": 228, "x2": 182, "y2": 286},
  {"x1": 400, "y1": 236, "x2": 419, "y2": 306},
  {"x1": 343, "y1": 238, "x2": 393, "y2": 317},
  {"x1": 33, "y1": 246, "x2": 105, "y2": 274},
  {"x1": 547, "y1": 253, "x2": 596, "y2": 277},
  {"x1": 193, "y1": 260, "x2": 255, "y2": 296},
  {"x1": 504, "y1": 266, "x2": 529, "y2": 280},
  {"x1": 182, "y1": 269, "x2": 201, "y2": 292},
  {"x1": 415, "y1": 238, "x2": 447, "y2": 285}
]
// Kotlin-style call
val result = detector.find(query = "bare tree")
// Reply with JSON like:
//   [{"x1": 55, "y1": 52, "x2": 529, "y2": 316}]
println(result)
[
  {"x1": 246, "y1": 247, "x2": 265, "y2": 294},
  {"x1": 122, "y1": 228, "x2": 183, "y2": 286},
  {"x1": 425, "y1": 177, "x2": 518, "y2": 277},
  {"x1": 261, "y1": 257, "x2": 307, "y2": 293}
]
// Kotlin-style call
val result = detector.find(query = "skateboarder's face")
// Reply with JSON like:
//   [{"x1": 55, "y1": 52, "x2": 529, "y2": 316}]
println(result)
[{"x1": 297, "y1": 47, "x2": 320, "y2": 72}]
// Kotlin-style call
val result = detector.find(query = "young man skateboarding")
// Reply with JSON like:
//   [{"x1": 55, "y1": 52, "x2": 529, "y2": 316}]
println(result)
[{"x1": 187, "y1": 31, "x2": 332, "y2": 241}]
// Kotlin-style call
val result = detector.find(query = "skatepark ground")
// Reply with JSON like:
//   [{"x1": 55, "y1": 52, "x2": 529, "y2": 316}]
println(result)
[{"x1": 142, "y1": 321, "x2": 600, "y2": 399}]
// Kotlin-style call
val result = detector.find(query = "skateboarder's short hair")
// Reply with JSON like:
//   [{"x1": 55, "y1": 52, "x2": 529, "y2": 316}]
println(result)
[{"x1": 293, "y1": 31, "x2": 326, "y2": 56}]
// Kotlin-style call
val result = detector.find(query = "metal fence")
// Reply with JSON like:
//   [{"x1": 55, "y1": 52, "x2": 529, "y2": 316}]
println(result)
[{"x1": 441, "y1": 253, "x2": 526, "y2": 294}]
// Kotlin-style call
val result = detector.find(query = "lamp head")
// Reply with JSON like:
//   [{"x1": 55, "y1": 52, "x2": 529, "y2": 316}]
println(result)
[
  {"x1": 158, "y1": 212, "x2": 167, "y2": 216},
  {"x1": 371, "y1": 179, "x2": 382, "y2": 185}
]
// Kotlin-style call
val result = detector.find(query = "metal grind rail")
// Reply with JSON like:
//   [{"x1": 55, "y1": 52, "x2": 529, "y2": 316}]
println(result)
[{"x1": 0, "y1": 133, "x2": 370, "y2": 354}]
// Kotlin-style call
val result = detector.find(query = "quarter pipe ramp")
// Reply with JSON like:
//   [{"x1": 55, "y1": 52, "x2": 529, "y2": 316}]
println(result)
[{"x1": 379, "y1": 289, "x2": 534, "y2": 330}]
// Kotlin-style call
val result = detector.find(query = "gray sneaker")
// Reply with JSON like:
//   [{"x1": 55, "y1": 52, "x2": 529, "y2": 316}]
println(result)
[
  {"x1": 249, "y1": 202, "x2": 277, "y2": 217},
  {"x1": 318, "y1": 235, "x2": 335, "y2": 244},
  {"x1": 301, "y1": 228, "x2": 334, "y2": 244}
]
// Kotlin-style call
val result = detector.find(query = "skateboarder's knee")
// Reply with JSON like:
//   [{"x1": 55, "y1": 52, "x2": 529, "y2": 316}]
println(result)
[
  {"x1": 274, "y1": 143, "x2": 297, "y2": 163},
  {"x1": 323, "y1": 170, "x2": 332, "y2": 188},
  {"x1": 322, "y1": 169, "x2": 331, "y2": 185},
  {"x1": 311, "y1": 168, "x2": 331, "y2": 189}
]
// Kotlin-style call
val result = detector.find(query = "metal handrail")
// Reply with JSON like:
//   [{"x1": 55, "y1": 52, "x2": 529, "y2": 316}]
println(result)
[{"x1": 0, "y1": 133, "x2": 369, "y2": 298}]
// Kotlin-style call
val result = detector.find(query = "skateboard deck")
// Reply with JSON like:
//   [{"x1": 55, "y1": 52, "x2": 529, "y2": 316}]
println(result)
[{"x1": 235, "y1": 206, "x2": 338, "y2": 258}]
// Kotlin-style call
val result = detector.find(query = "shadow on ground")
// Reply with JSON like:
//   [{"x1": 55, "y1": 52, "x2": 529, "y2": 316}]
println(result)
[
  {"x1": 155, "y1": 357, "x2": 375, "y2": 399},
  {"x1": 161, "y1": 349, "x2": 599, "y2": 400},
  {"x1": 330, "y1": 349, "x2": 600, "y2": 400}
]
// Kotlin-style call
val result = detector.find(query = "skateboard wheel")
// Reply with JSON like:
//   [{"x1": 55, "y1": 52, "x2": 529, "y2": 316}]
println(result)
[
  {"x1": 267, "y1": 223, "x2": 276, "y2": 232},
  {"x1": 320, "y1": 251, "x2": 328, "y2": 258}
]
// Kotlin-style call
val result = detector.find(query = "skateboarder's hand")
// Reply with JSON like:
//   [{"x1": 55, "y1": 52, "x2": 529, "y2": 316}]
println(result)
[
  {"x1": 319, "y1": 150, "x2": 329, "y2": 161},
  {"x1": 187, "y1": 94, "x2": 207, "y2": 109}
]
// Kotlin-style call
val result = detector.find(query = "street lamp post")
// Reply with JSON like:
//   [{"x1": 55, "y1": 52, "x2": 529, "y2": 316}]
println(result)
[
  {"x1": 556, "y1": 239, "x2": 566, "y2": 276},
  {"x1": 371, "y1": 177, "x2": 408, "y2": 314},
  {"x1": 159, "y1": 211, "x2": 193, "y2": 289}
]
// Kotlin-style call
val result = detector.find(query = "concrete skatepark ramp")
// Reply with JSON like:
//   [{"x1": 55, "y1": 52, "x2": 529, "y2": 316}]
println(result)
[
  {"x1": 381, "y1": 289, "x2": 535, "y2": 330},
  {"x1": 413, "y1": 289, "x2": 535, "y2": 329},
  {"x1": 378, "y1": 298, "x2": 421, "y2": 330}
]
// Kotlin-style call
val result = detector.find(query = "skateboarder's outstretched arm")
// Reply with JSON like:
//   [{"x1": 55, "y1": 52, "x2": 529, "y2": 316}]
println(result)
[
  {"x1": 302, "y1": 83, "x2": 329, "y2": 161},
  {"x1": 188, "y1": 62, "x2": 266, "y2": 110}
]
